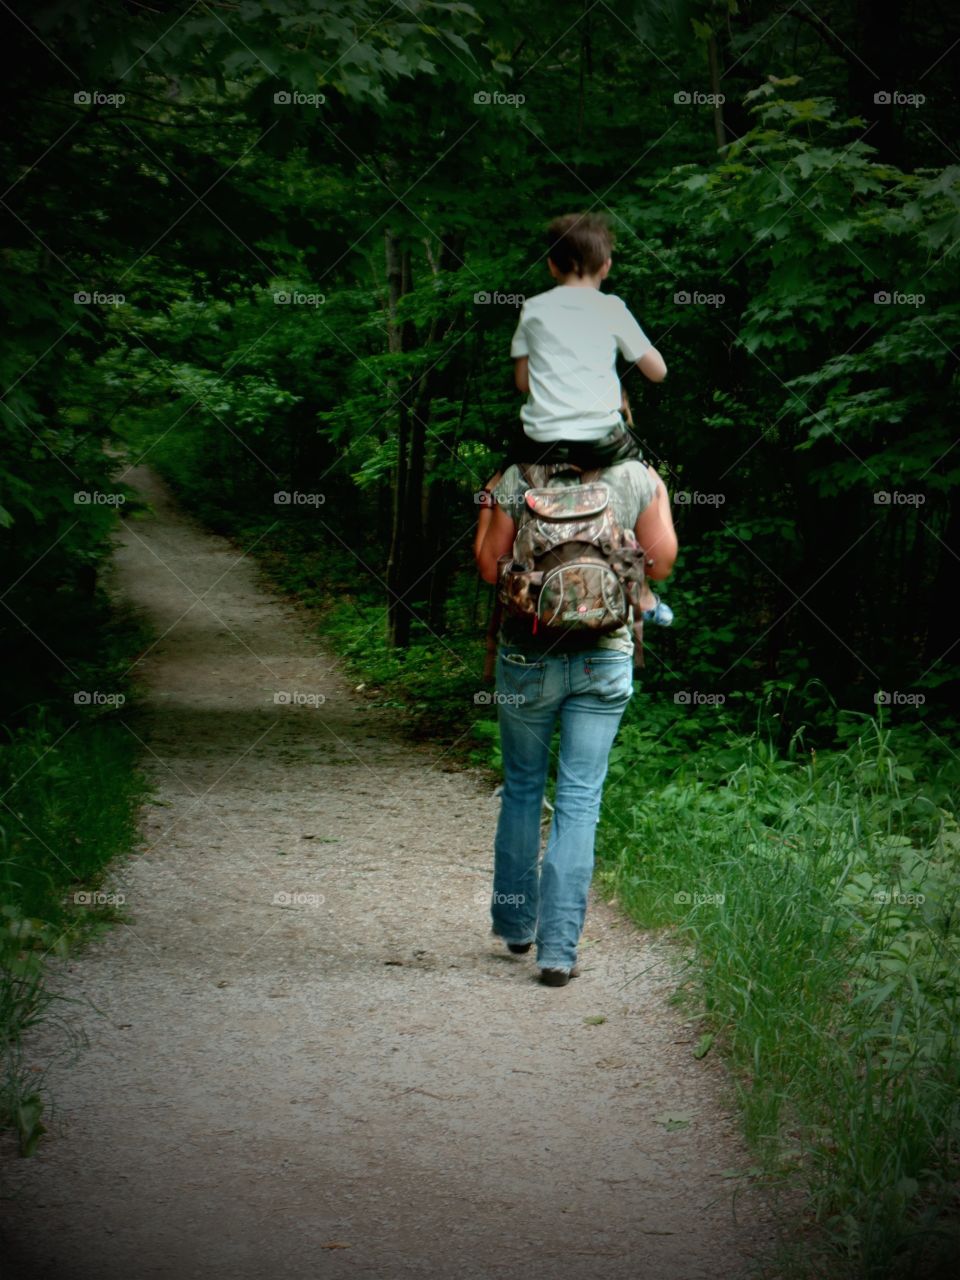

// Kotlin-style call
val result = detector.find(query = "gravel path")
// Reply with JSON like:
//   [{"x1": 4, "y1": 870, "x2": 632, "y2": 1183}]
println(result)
[{"x1": 1, "y1": 466, "x2": 781, "y2": 1279}]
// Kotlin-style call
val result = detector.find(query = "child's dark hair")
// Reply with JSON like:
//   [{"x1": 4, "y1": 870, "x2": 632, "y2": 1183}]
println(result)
[{"x1": 546, "y1": 212, "x2": 614, "y2": 277}]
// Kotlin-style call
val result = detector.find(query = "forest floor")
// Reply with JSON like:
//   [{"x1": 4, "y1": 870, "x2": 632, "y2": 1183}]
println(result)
[{"x1": 1, "y1": 466, "x2": 789, "y2": 1279}]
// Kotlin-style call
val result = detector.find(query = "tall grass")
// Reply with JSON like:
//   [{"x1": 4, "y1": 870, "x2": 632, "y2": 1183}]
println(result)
[
  {"x1": 598, "y1": 704, "x2": 960, "y2": 1278},
  {"x1": 1, "y1": 607, "x2": 152, "y2": 1154}
]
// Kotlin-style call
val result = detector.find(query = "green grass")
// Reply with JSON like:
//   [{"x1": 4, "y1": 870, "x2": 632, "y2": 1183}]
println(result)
[
  {"x1": 0, "y1": 710, "x2": 149, "y2": 922},
  {"x1": 1, "y1": 603, "x2": 152, "y2": 1154},
  {"x1": 596, "y1": 703, "x2": 960, "y2": 1279}
]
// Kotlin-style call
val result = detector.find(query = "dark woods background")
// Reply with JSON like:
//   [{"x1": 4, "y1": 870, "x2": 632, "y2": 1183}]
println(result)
[
  {"x1": 5, "y1": 7, "x2": 960, "y2": 1264},
  {"x1": 2, "y1": 0, "x2": 960, "y2": 731}
]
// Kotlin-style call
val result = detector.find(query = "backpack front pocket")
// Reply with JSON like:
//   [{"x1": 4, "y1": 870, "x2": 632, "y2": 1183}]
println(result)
[{"x1": 537, "y1": 562, "x2": 627, "y2": 630}]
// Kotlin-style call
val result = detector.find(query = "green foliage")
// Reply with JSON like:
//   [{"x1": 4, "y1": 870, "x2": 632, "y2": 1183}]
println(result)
[
  {"x1": 597, "y1": 706, "x2": 960, "y2": 1277},
  {"x1": 0, "y1": 597, "x2": 151, "y2": 1153}
]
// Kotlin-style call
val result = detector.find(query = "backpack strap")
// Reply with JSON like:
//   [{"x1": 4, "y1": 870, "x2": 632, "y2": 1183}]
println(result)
[{"x1": 519, "y1": 462, "x2": 542, "y2": 489}]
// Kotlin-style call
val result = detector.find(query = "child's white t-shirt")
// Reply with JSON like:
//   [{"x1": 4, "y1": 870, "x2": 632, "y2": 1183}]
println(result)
[{"x1": 510, "y1": 286, "x2": 652, "y2": 442}]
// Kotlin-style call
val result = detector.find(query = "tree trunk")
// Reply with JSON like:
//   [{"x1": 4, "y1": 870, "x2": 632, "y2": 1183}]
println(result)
[
  {"x1": 385, "y1": 226, "x2": 413, "y2": 646},
  {"x1": 708, "y1": 35, "x2": 725, "y2": 150}
]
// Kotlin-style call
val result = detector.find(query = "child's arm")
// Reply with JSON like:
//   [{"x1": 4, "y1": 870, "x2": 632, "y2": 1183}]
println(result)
[
  {"x1": 636, "y1": 348, "x2": 667, "y2": 382},
  {"x1": 612, "y1": 296, "x2": 667, "y2": 382},
  {"x1": 514, "y1": 356, "x2": 529, "y2": 394}
]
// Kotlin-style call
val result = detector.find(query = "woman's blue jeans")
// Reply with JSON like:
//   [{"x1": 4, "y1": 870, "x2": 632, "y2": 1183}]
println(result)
[{"x1": 491, "y1": 643, "x2": 633, "y2": 972}]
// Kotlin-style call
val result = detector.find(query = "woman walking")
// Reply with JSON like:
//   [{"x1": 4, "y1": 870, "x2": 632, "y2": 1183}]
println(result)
[{"x1": 475, "y1": 458, "x2": 677, "y2": 985}]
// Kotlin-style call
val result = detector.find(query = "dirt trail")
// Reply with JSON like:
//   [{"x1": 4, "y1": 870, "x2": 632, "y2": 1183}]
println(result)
[{"x1": 1, "y1": 466, "x2": 780, "y2": 1279}]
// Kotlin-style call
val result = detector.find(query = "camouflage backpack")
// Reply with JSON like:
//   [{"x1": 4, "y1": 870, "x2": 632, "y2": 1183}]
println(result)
[{"x1": 496, "y1": 462, "x2": 648, "y2": 657}]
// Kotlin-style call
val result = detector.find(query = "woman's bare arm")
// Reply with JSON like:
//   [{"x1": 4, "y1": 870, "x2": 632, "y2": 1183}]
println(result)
[
  {"x1": 473, "y1": 471, "x2": 503, "y2": 562},
  {"x1": 477, "y1": 503, "x2": 517, "y2": 584},
  {"x1": 635, "y1": 465, "x2": 678, "y2": 580}
]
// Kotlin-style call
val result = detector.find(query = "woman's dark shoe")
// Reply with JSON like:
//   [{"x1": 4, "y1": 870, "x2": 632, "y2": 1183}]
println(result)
[
  {"x1": 508, "y1": 941, "x2": 533, "y2": 954},
  {"x1": 539, "y1": 965, "x2": 580, "y2": 986}
]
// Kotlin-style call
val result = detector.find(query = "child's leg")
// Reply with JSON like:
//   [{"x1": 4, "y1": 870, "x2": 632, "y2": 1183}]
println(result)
[
  {"x1": 508, "y1": 422, "x2": 576, "y2": 470},
  {"x1": 576, "y1": 417, "x2": 644, "y2": 469},
  {"x1": 604, "y1": 416, "x2": 644, "y2": 462},
  {"x1": 506, "y1": 418, "x2": 643, "y2": 473}
]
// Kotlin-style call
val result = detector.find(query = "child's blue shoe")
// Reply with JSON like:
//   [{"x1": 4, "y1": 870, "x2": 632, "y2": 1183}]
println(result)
[{"x1": 642, "y1": 595, "x2": 674, "y2": 626}]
